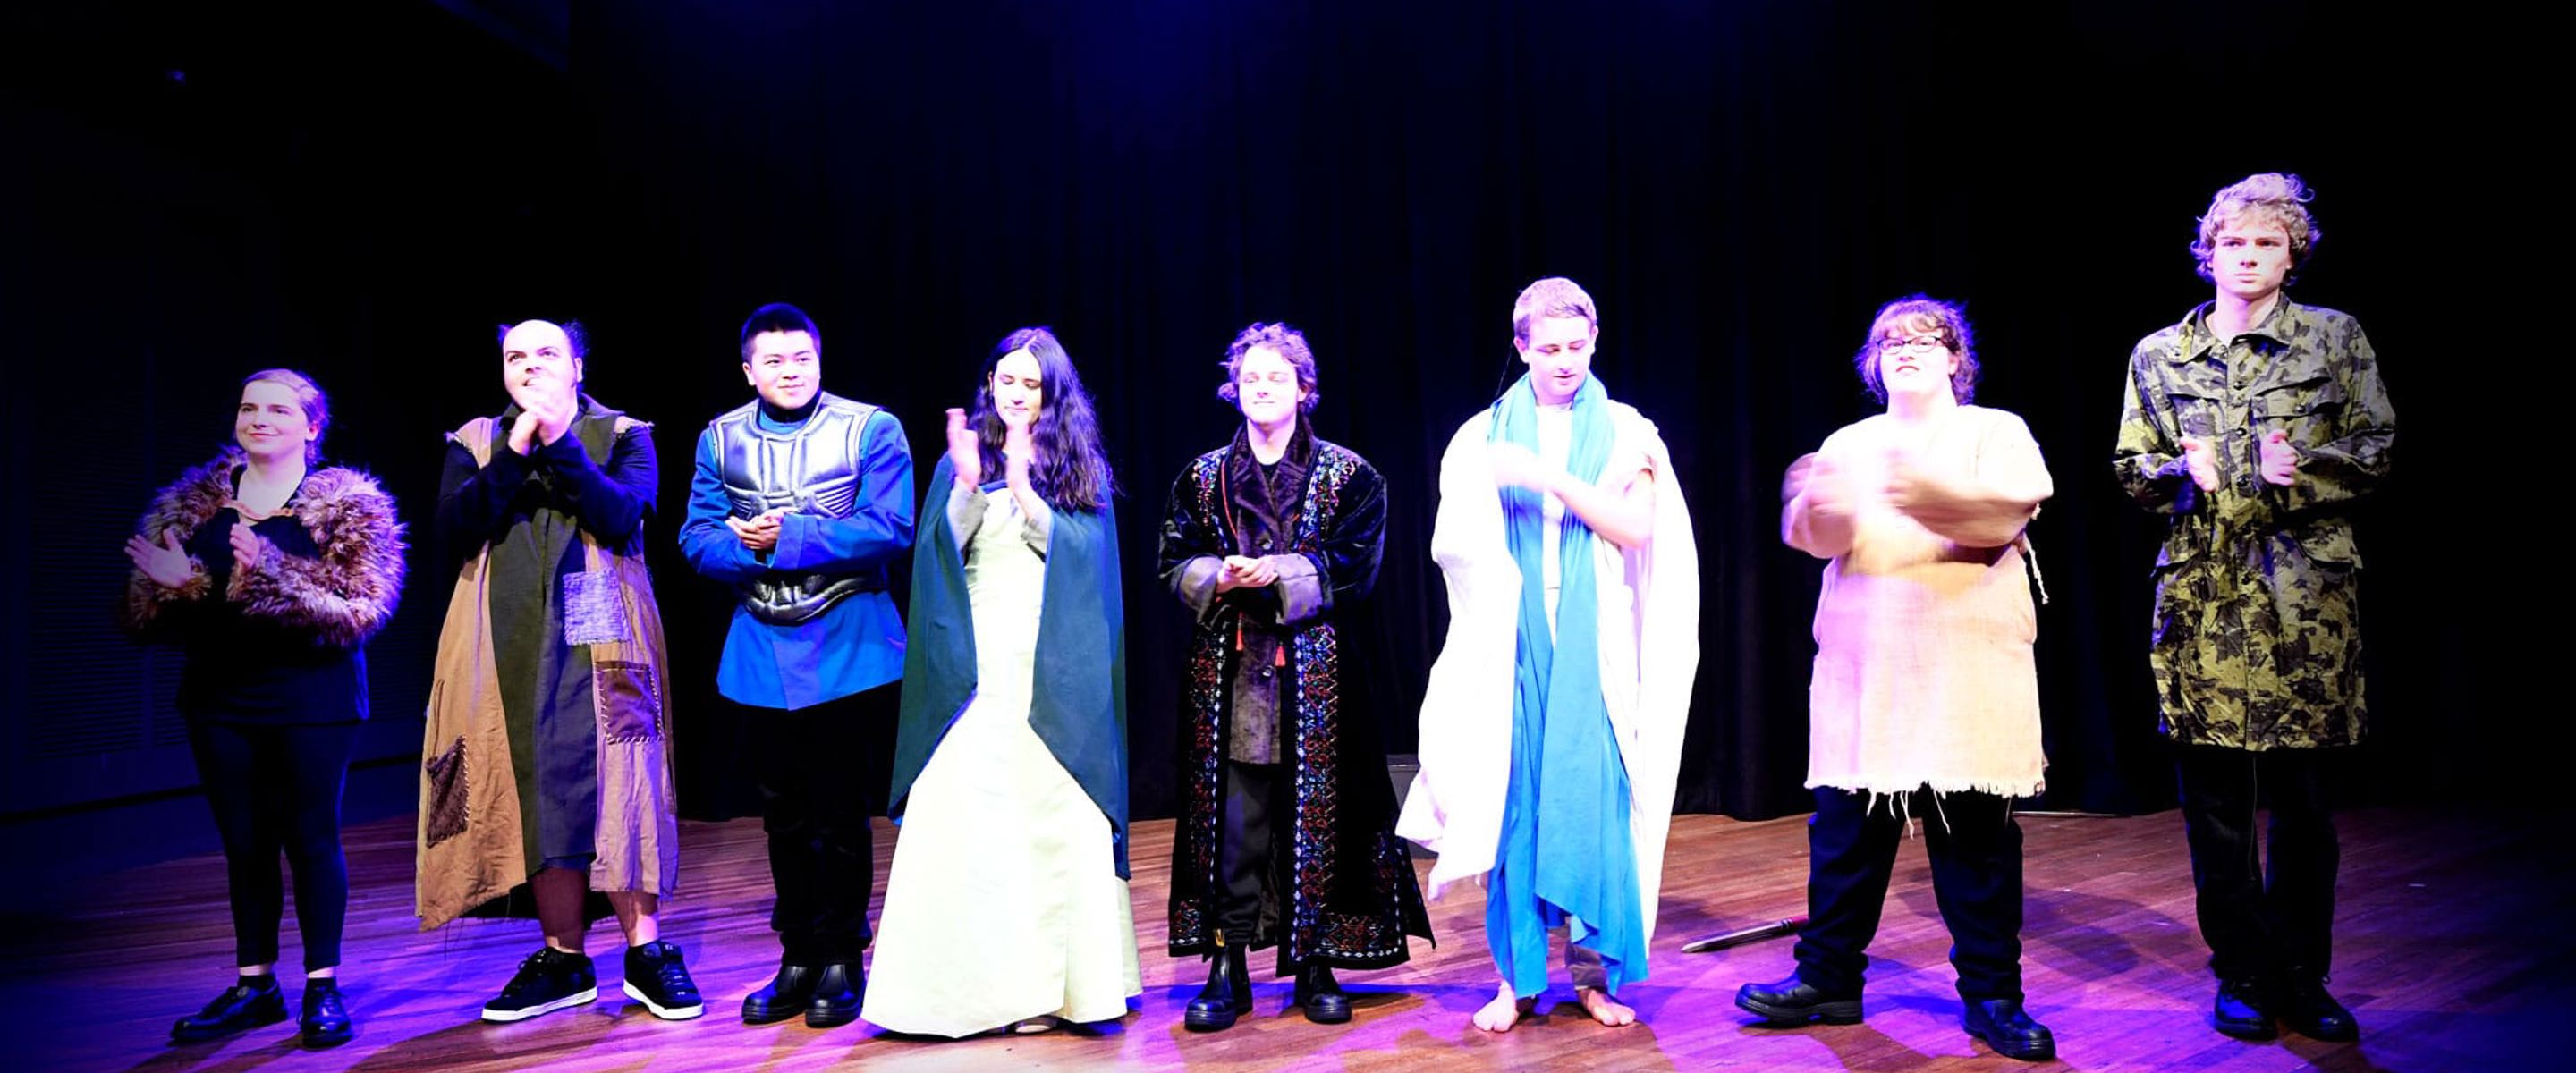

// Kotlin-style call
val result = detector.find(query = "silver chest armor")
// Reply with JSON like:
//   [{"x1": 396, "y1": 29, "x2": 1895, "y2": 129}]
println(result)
[{"x1": 711, "y1": 393, "x2": 886, "y2": 624}]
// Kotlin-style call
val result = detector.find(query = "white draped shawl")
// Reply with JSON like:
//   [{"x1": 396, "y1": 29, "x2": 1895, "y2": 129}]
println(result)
[{"x1": 1395, "y1": 402, "x2": 1701, "y2": 942}]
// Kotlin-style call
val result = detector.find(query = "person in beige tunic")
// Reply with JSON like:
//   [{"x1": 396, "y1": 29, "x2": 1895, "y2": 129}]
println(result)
[{"x1": 1735, "y1": 297, "x2": 2056, "y2": 1063}]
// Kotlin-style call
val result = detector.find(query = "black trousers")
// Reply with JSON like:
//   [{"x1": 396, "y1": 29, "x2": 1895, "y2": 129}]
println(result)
[
  {"x1": 2174, "y1": 745, "x2": 2340, "y2": 983},
  {"x1": 1216, "y1": 759, "x2": 1289, "y2": 951},
  {"x1": 743, "y1": 686, "x2": 887, "y2": 965},
  {"x1": 1792, "y1": 786, "x2": 2025, "y2": 1001},
  {"x1": 186, "y1": 719, "x2": 360, "y2": 972}
]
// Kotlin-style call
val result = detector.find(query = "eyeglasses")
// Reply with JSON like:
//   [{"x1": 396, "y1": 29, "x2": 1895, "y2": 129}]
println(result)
[{"x1": 1878, "y1": 335, "x2": 1950, "y2": 355}]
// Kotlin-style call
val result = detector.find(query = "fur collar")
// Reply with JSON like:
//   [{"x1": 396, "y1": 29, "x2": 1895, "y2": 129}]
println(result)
[{"x1": 140, "y1": 448, "x2": 394, "y2": 544}]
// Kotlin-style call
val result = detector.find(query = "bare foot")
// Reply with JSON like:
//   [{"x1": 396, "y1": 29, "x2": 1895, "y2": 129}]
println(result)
[
  {"x1": 1473, "y1": 982, "x2": 1535, "y2": 1033},
  {"x1": 1577, "y1": 985, "x2": 1637, "y2": 1027}
]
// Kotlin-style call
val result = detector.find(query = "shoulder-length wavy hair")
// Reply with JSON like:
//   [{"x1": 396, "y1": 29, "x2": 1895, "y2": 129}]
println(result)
[
  {"x1": 968, "y1": 327, "x2": 1115, "y2": 512},
  {"x1": 1853, "y1": 295, "x2": 1979, "y2": 405},
  {"x1": 1216, "y1": 321, "x2": 1321, "y2": 414}
]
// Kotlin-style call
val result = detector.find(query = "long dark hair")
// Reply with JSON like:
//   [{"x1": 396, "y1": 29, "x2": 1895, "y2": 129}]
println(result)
[{"x1": 968, "y1": 327, "x2": 1114, "y2": 512}]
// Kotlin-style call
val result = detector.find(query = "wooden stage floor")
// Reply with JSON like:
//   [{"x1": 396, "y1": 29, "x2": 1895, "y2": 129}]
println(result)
[{"x1": 7, "y1": 803, "x2": 2563, "y2": 1072}]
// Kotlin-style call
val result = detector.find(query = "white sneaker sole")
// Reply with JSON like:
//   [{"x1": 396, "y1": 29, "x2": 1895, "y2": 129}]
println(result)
[
  {"x1": 481, "y1": 986, "x2": 599, "y2": 1023},
  {"x1": 624, "y1": 981, "x2": 706, "y2": 1020}
]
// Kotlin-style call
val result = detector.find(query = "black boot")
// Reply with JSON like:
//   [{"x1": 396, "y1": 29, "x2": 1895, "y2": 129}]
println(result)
[
  {"x1": 2275, "y1": 975, "x2": 2359, "y2": 1043},
  {"x1": 1735, "y1": 974, "x2": 1863, "y2": 1026},
  {"x1": 1184, "y1": 940, "x2": 1252, "y2": 1032},
  {"x1": 1962, "y1": 998, "x2": 2055, "y2": 1061},
  {"x1": 741, "y1": 963, "x2": 818, "y2": 1025},
  {"x1": 299, "y1": 979, "x2": 354, "y2": 1047},
  {"x1": 2213, "y1": 976, "x2": 2275, "y2": 1040},
  {"x1": 171, "y1": 976, "x2": 287, "y2": 1043},
  {"x1": 804, "y1": 964, "x2": 860, "y2": 1029},
  {"x1": 1293, "y1": 962, "x2": 1352, "y2": 1025}
]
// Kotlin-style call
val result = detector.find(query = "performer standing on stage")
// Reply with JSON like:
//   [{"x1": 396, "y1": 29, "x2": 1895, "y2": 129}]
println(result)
[
  {"x1": 678, "y1": 303, "x2": 912, "y2": 1028},
  {"x1": 126, "y1": 369, "x2": 406, "y2": 1047},
  {"x1": 1734, "y1": 297, "x2": 2056, "y2": 1062},
  {"x1": 1158, "y1": 323, "x2": 1431, "y2": 1032},
  {"x1": 867, "y1": 327, "x2": 1140, "y2": 1036},
  {"x1": 419, "y1": 319, "x2": 701, "y2": 1024},
  {"x1": 1398, "y1": 277, "x2": 1700, "y2": 1033},
  {"x1": 2114, "y1": 173, "x2": 2394, "y2": 1043}
]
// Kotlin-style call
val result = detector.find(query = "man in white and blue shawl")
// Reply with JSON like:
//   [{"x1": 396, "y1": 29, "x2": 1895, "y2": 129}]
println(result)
[{"x1": 1398, "y1": 277, "x2": 1701, "y2": 1033}]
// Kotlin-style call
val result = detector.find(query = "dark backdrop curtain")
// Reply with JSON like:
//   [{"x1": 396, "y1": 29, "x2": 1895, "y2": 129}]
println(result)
[{"x1": 2, "y1": 1, "x2": 2512, "y2": 836}]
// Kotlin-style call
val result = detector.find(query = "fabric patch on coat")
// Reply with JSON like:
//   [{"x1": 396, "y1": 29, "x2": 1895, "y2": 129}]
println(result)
[
  {"x1": 423, "y1": 733, "x2": 470, "y2": 847},
  {"x1": 561, "y1": 570, "x2": 632, "y2": 646},
  {"x1": 595, "y1": 660, "x2": 663, "y2": 743}
]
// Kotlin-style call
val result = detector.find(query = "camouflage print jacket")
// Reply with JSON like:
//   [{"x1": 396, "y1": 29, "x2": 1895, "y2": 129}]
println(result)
[{"x1": 2112, "y1": 299, "x2": 2396, "y2": 749}]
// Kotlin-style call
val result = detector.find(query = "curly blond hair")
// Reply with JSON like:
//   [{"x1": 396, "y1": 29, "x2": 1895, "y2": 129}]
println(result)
[{"x1": 2192, "y1": 173, "x2": 2321, "y2": 283}]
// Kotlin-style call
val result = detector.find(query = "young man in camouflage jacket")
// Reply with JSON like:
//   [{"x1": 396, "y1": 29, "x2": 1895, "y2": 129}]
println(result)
[{"x1": 2114, "y1": 173, "x2": 2395, "y2": 1044}]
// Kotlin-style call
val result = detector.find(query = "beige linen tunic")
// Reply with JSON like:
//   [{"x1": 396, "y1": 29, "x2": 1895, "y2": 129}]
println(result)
[{"x1": 1788, "y1": 405, "x2": 2051, "y2": 800}]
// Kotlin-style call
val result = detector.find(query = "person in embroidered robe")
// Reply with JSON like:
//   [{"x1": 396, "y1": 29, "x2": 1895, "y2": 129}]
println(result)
[{"x1": 1158, "y1": 322, "x2": 1431, "y2": 1031}]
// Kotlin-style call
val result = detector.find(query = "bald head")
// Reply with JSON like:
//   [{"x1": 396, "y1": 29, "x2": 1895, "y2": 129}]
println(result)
[{"x1": 499, "y1": 318, "x2": 586, "y2": 401}]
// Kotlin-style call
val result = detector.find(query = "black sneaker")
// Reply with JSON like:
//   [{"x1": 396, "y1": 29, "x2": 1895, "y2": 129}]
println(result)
[
  {"x1": 482, "y1": 946, "x2": 599, "y2": 1023},
  {"x1": 171, "y1": 976, "x2": 288, "y2": 1043},
  {"x1": 623, "y1": 941, "x2": 705, "y2": 1020},
  {"x1": 299, "y1": 979, "x2": 355, "y2": 1046}
]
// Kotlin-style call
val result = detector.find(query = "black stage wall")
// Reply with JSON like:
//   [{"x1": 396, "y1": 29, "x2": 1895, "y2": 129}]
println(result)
[{"x1": 0, "y1": 2, "x2": 2518, "y2": 860}]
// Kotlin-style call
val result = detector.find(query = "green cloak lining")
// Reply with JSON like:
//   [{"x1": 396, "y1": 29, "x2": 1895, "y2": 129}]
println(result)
[{"x1": 886, "y1": 456, "x2": 1130, "y2": 878}]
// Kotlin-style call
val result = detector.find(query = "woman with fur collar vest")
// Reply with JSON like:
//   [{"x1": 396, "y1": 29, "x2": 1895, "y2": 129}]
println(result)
[{"x1": 123, "y1": 368, "x2": 406, "y2": 1048}]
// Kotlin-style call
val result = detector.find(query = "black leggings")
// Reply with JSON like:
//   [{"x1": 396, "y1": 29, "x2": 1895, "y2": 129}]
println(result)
[{"x1": 186, "y1": 720, "x2": 360, "y2": 972}]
